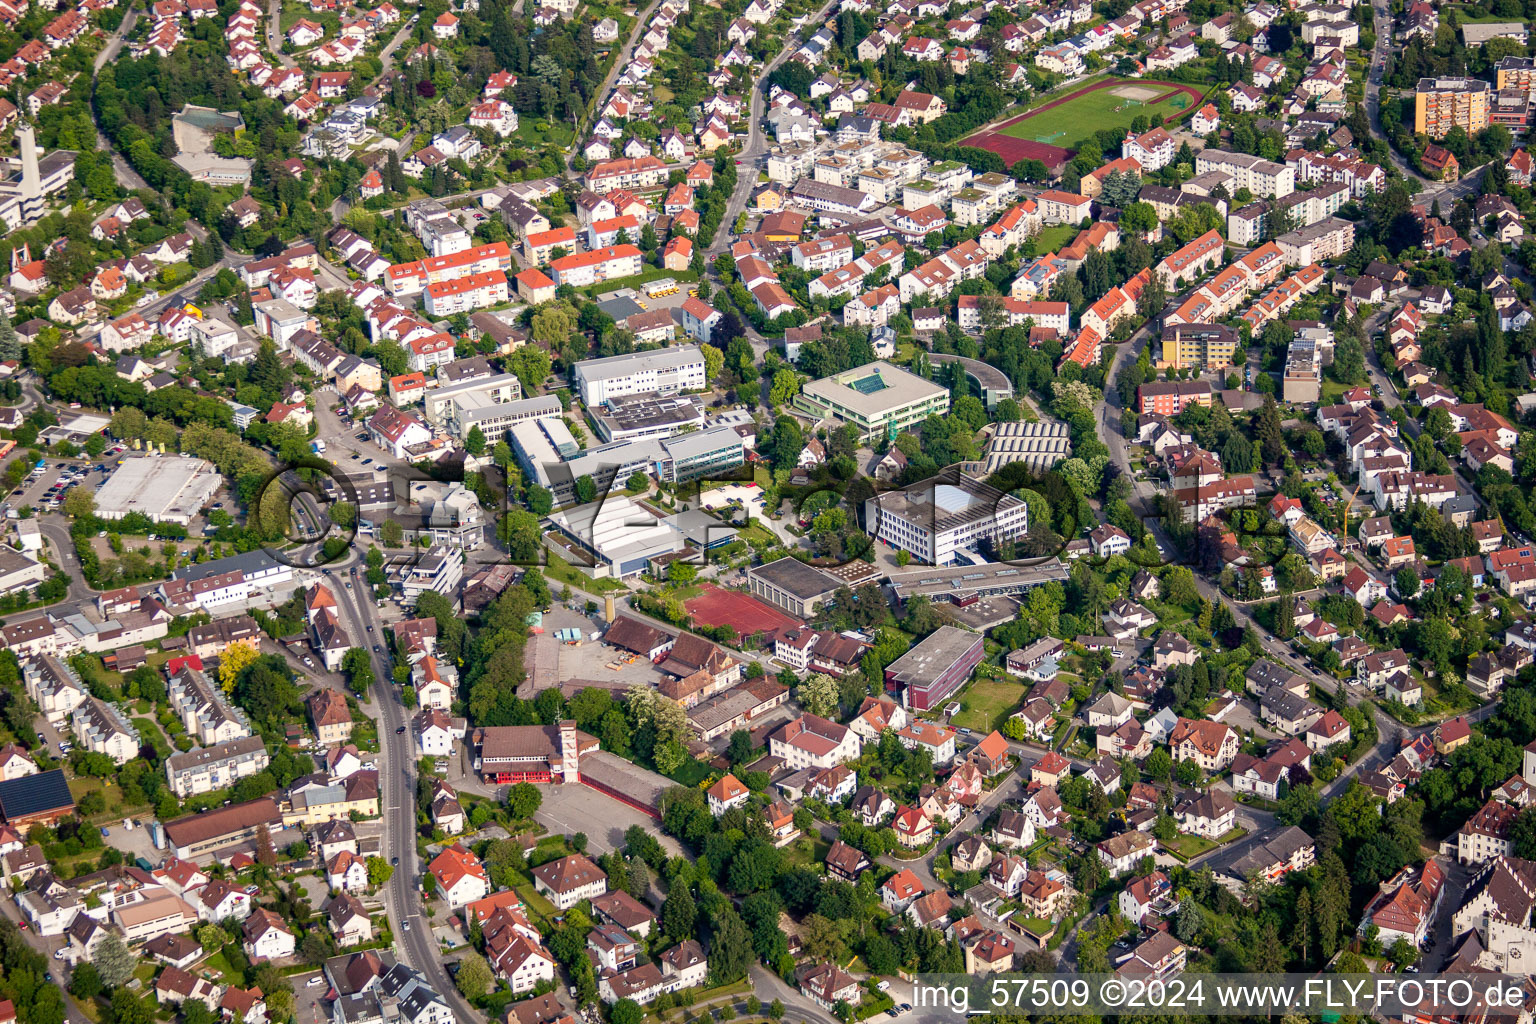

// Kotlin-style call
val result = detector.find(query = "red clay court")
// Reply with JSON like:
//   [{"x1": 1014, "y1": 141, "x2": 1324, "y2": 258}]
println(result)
[
  {"x1": 685, "y1": 584, "x2": 804, "y2": 642},
  {"x1": 962, "y1": 78, "x2": 1205, "y2": 168}
]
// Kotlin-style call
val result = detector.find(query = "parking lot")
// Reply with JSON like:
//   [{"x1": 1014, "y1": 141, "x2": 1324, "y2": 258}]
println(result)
[
  {"x1": 530, "y1": 777, "x2": 684, "y2": 858},
  {"x1": 6, "y1": 453, "x2": 124, "y2": 511},
  {"x1": 555, "y1": 629, "x2": 669, "y2": 689},
  {"x1": 292, "y1": 968, "x2": 330, "y2": 1024}
]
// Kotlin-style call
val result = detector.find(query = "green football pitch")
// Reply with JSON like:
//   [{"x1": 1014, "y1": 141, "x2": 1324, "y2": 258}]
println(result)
[{"x1": 997, "y1": 83, "x2": 1196, "y2": 149}]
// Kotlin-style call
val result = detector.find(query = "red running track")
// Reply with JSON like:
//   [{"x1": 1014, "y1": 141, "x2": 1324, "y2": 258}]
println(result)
[{"x1": 961, "y1": 78, "x2": 1206, "y2": 167}]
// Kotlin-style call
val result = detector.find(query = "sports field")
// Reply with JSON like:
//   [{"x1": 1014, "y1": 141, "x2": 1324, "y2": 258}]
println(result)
[
  {"x1": 963, "y1": 78, "x2": 1205, "y2": 166},
  {"x1": 684, "y1": 584, "x2": 804, "y2": 642},
  {"x1": 998, "y1": 81, "x2": 1201, "y2": 148}
]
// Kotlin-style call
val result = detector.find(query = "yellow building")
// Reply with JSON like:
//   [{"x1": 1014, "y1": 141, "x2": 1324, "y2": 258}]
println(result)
[
  {"x1": 1159, "y1": 323, "x2": 1242, "y2": 371},
  {"x1": 1495, "y1": 55, "x2": 1536, "y2": 91},
  {"x1": 1414, "y1": 77, "x2": 1490, "y2": 138},
  {"x1": 282, "y1": 772, "x2": 380, "y2": 826}
]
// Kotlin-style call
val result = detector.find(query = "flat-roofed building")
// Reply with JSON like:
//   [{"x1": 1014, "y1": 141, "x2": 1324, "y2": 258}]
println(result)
[
  {"x1": 979, "y1": 420, "x2": 1072, "y2": 475},
  {"x1": 748, "y1": 556, "x2": 844, "y2": 617},
  {"x1": 864, "y1": 470, "x2": 1029, "y2": 566},
  {"x1": 421, "y1": 377, "x2": 557, "y2": 441},
  {"x1": 573, "y1": 346, "x2": 706, "y2": 405},
  {"x1": 591, "y1": 392, "x2": 707, "y2": 442},
  {"x1": 884, "y1": 625, "x2": 985, "y2": 710},
  {"x1": 794, "y1": 360, "x2": 950, "y2": 441},
  {"x1": 94, "y1": 457, "x2": 221, "y2": 525},
  {"x1": 546, "y1": 496, "x2": 685, "y2": 578},
  {"x1": 1415, "y1": 76, "x2": 1491, "y2": 137},
  {"x1": 885, "y1": 560, "x2": 1069, "y2": 607}
]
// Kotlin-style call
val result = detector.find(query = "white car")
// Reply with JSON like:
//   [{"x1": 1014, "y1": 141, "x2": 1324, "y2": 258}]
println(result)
[{"x1": 307, "y1": 978, "x2": 324, "y2": 988}]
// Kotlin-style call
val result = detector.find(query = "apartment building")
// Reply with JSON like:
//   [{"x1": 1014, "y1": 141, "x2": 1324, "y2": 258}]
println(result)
[
  {"x1": 1154, "y1": 229, "x2": 1226, "y2": 289},
  {"x1": 72, "y1": 696, "x2": 140, "y2": 765},
  {"x1": 1138, "y1": 380, "x2": 1214, "y2": 415},
  {"x1": 547, "y1": 244, "x2": 643, "y2": 287},
  {"x1": 168, "y1": 665, "x2": 253, "y2": 746},
  {"x1": 1275, "y1": 217, "x2": 1355, "y2": 264},
  {"x1": 423, "y1": 271, "x2": 509, "y2": 316},
  {"x1": 164, "y1": 736, "x2": 271, "y2": 799},
  {"x1": 1195, "y1": 150, "x2": 1294, "y2": 198},
  {"x1": 384, "y1": 242, "x2": 513, "y2": 296},
  {"x1": 1159, "y1": 323, "x2": 1240, "y2": 370},
  {"x1": 1415, "y1": 77, "x2": 1490, "y2": 137}
]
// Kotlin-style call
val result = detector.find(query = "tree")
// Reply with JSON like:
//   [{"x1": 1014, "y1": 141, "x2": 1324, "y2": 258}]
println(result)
[
  {"x1": 0, "y1": 307, "x2": 17, "y2": 363},
  {"x1": 197, "y1": 924, "x2": 229, "y2": 951},
  {"x1": 727, "y1": 729, "x2": 754, "y2": 765},
  {"x1": 341, "y1": 648, "x2": 374, "y2": 694},
  {"x1": 507, "y1": 782, "x2": 542, "y2": 819},
  {"x1": 380, "y1": 519, "x2": 405, "y2": 547},
  {"x1": 799, "y1": 673, "x2": 839, "y2": 717},
  {"x1": 93, "y1": 932, "x2": 136, "y2": 989},
  {"x1": 367, "y1": 856, "x2": 395, "y2": 887},
  {"x1": 706, "y1": 905, "x2": 754, "y2": 983},
  {"x1": 1393, "y1": 566, "x2": 1420, "y2": 599},
  {"x1": 330, "y1": 501, "x2": 357, "y2": 529},
  {"x1": 611, "y1": 1001, "x2": 644, "y2": 1024},
  {"x1": 109, "y1": 989, "x2": 152, "y2": 1024},
  {"x1": 465, "y1": 425, "x2": 486, "y2": 457},
  {"x1": 526, "y1": 484, "x2": 554, "y2": 515},
  {"x1": 702, "y1": 344, "x2": 724, "y2": 381},
  {"x1": 662, "y1": 883, "x2": 697, "y2": 941},
  {"x1": 301, "y1": 933, "x2": 332, "y2": 966},
  {"x1": 1253, "y1": 395, "x2": 1285, "y2": 465},
  {"x1": 801, "y1": 914, "x2": 844, "y2": 961},
  {"x1": 218, "y1": 638, "x2": 261, "y2": 696},
  {"x1": 455, "y1": 952, "x2": 493, "y2": 999},
  {"x1": 70, "y1": 963, "x2": 103, "y2": 1000},
  {"x1": 63, "y1": 487, "x2": 95, "y2": 519},
  {"x1": 1331, "y1": 335, "x2": 1365, "y2": 387},
  {"x1": 1510, "y1": 806, "x2": 1536, "y2": 859}
]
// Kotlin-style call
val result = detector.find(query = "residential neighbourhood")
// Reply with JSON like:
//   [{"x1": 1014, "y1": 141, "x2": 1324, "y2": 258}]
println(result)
[{"x1": 3, "y1": 0, "x2": 1536, "y2": 1015}]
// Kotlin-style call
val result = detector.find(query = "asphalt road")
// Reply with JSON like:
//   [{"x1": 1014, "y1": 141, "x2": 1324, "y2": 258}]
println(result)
[
  {"x1": 708, "y1": 0, "x2": 841, "y2": 253},
  {"x1": 565, "y1": 0, "x2": 665, "y2": 175},
  {"x1": 267, "y1": 0, "x2": 299, "y2": 68},
  {"x1": 328, "y1": 568, "x2": 482, "y2": 1018}
]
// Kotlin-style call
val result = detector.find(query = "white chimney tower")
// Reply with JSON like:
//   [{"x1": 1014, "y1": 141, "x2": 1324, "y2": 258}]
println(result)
[{"x1": 17, "y1": 121, "x2": 40, "y2": 202}]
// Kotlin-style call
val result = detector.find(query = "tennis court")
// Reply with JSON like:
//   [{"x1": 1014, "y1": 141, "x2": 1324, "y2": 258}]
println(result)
[{"x1": 684, "y1": 584, "x2": 804, "y2": 642}]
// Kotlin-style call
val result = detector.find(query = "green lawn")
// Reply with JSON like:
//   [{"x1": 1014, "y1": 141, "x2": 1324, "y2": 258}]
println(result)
[
  {"x1": 512, "y1": 119, "x2": 575, "y2": 150},
  {"x1": 782, "y1": 835, "x2": 831, "y2": 871},
  {"x1": 132, "y1": 717, "x2": 172, "y2": 760},
  {"x1": 998, "y1": 81, "x2": 1201, "y2": 149},
  {"x1": 513, "y1": 882, "x2": 559, "y2": 927},
  {"x1": 1159, "y1": 833, "x2": 1218, "y2": 861},
  {"x1": 1034, "y1": 223, "x2": 1078, "y2": 253},
  {"x1": 576, "y1": 267, "x2": 699, "y2": 299},
  {"x1": 543, "y1": 551, "x2": 630, "y2": 594},
  {"x1": 950, "y1": 676, "x2": 1026, "y2": 733}
]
